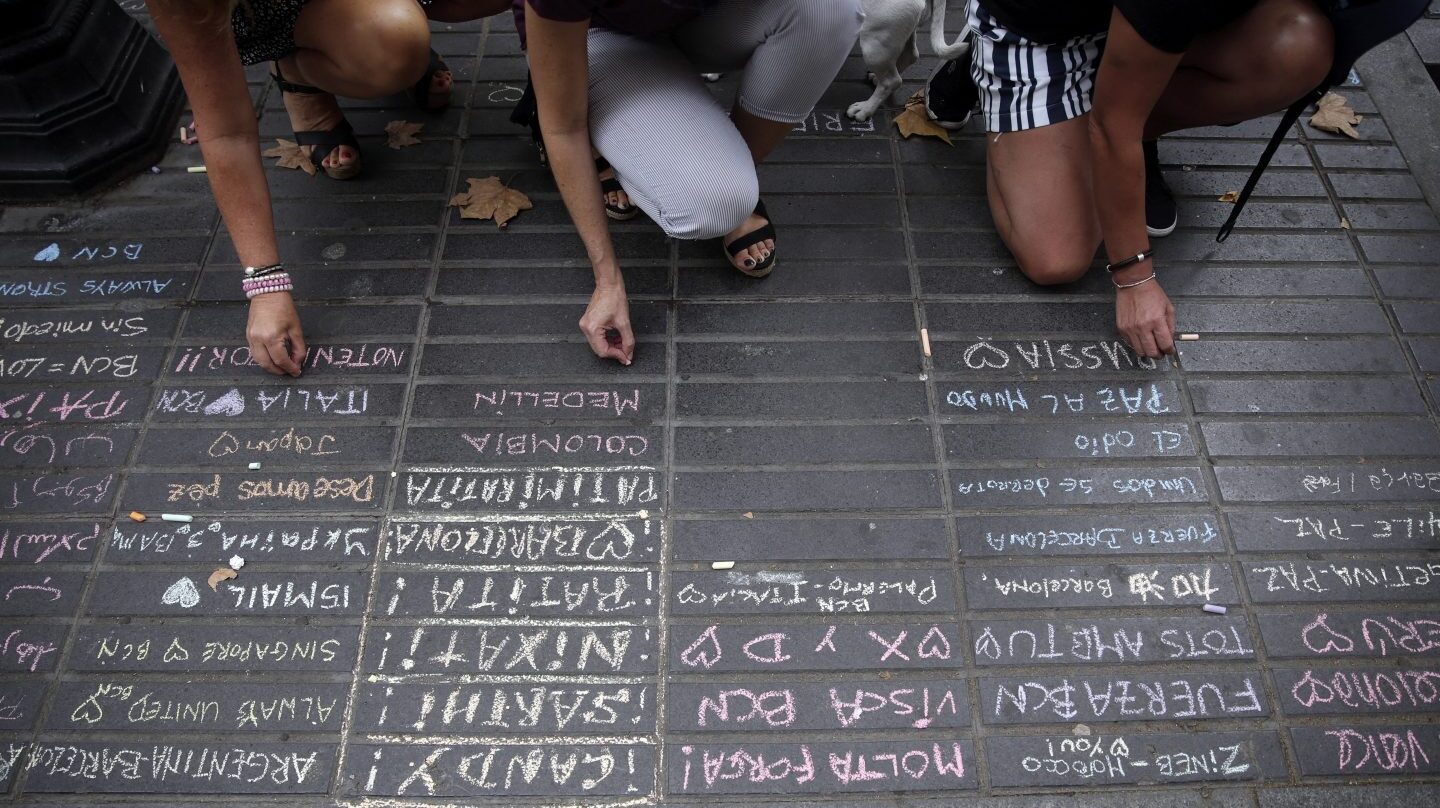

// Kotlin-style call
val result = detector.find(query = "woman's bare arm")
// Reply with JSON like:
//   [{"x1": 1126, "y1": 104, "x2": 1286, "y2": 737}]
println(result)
[
  {"x1": 146, "y1": 1, "x2": 306, "y2": 376},
  {"x1": 524, "y1": 1, "x2": 634, "y2": 364},
  {"x1": 1087, "y1": 9, "x2": 1183, "y2": 359}
]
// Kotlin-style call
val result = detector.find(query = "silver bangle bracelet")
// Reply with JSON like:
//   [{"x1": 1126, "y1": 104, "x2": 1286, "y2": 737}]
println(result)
[{"x1": 1113, "y1": 272, "x2": 1157, "y2": 289}]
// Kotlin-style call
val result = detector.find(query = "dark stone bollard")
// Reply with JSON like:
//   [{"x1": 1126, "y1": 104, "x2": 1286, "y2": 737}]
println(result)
[{"x1": 0, "y1": 0, "x2": 183, "y2": 200}]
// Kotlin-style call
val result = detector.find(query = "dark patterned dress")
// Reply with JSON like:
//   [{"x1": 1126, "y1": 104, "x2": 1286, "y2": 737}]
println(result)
[{"x1": 230, "y1": 0, "x2": 309, "y2": 65}]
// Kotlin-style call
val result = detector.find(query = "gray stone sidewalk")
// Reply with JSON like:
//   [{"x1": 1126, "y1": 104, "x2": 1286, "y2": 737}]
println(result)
[{"x1": 0, "y1": 4, "x2": 1437, "y2": 806}]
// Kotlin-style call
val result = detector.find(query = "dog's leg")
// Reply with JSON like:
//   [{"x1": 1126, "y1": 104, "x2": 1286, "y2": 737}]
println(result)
[
  {"x1": 849, "y1": 62, "x2": 905, "y2": 121},
  {"x1": 848, "y1": 37, "x2": 905, "y2": 122}
]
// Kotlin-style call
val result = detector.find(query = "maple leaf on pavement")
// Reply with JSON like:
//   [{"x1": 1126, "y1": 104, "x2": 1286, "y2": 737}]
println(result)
[
  {"x1": 893, "y1": 91, "x2": 952, "y2": 145},
  {"x1": 262, "y1": 138, "x2": 317, "y2": 176},
  {"x1": 449, "y1": 176, "x2": 533, "y2": 229},
  {"x1": 385, "y1": 120, "x2": 424, "y2": 149},
  {"x1": 1308, "y1": 92, "x2": 1363, "y2": 139}
]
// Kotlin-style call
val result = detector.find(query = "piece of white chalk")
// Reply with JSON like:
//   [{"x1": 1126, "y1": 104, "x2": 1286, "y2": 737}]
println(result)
[
  {"x1": 920, "y1": 327, "x2": 932, "y2": 358},
  {"x1": 229, "y1": 555, "x2": 246, "y2": 571},
  {"x1": 1202, "y1": 603, "x2": 1228, "y2": 615},
  {"x1": 711, "y1": 561, "x2": 735, "y2": 570},
  {"x1": 247, "y1": 462, "x2": 262, "y2": 470},
  {"x1": 160, "y1": 513, "x2": 193, "y2": 523},
  {"x1": 186, "y1": 166, "x2": 207, "y2": 173},
  {"x1": 1179, "y1": 333, "x2": 1201, "y2": 341}
]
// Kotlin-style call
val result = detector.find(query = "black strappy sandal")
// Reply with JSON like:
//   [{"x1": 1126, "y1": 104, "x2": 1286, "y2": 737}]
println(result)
[
  {"x1": 595, "y1": 156, "x2": 639, "y2": 221},
  {"x1": 408, "y1": 48, "x2": 452, "y2": 113},
  {"x1": 271, "y1": 65, "x2": 362, "y2": 180},
  {"x1": 724, "y1": 199, "x2": 777, "y2": 278}
]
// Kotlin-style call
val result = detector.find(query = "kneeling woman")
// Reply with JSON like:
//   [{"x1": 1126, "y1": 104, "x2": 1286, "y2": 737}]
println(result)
[
  {"x1": 522, "y1": 0, "x2": 864, "y2": 364},
  {"x1": 926, "y1": 0, "x2": 1334, "y2": 359},
  {"x1": 147, "y1": 0, "x2": 506, "y2": 375}
]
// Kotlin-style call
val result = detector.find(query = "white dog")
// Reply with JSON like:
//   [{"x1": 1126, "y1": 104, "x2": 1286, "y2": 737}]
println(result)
[{"x1": 847, "y1": 0, "x2": 970, "y2": 122}]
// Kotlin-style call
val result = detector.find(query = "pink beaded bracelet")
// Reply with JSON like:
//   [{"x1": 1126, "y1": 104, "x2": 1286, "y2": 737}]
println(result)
[
  {"x1": 244, "y1": 279, "x2": 293, "y2": 299},
  {"x1": 242, "y1": 270, "x2": 292, "y2": 299}
]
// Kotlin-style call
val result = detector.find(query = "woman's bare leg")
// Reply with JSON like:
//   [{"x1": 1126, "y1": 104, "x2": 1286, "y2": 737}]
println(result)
[
  {"x1": 722, "y1": 107, "x2": 793, "y2": 265},
  {"x1": 273, "y1": 0, "x2": 509, "y2": 170},
  {"x1": 985, "y1": 116, "x2": 1102, "y2": 285},
  {"x1": 1147, "y1": 0, "x2": 1333, "y2": 137}
]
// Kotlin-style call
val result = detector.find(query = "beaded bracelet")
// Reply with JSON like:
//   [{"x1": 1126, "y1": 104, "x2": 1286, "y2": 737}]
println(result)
[
  {"x1": 245, "y1": 281, "x2": 293, "y2": 300},
  {"x1": 243, "y1": 270, "x2": 293, "y2": 299}
]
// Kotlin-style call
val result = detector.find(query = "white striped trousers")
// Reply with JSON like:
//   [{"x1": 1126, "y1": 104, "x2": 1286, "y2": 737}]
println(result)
[{"x1": 583, "y1": 0, "x2": 864, "y2": 240}]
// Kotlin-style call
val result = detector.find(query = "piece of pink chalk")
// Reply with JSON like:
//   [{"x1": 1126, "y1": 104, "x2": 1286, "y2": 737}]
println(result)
[{"x1": 1203, "y1": 603, "x2": 1228, "y2": 615}]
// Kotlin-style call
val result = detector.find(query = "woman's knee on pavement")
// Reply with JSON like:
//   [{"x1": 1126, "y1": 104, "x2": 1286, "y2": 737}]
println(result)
[
  {"x1": 1014, "y1": 244, "x2": 1094, "y2": 287},
  {"x1": 328, "y1": 0, "x2": 431, "y2": 95}
]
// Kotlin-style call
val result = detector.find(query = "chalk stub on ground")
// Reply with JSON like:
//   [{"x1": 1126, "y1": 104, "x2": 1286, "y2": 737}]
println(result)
[
  {"x1": 161, "y1": 513, "x2": 193, "y2": 523},
  {"x1": 1179, "y1": 333, "x2": 1201, "y2": 341},
  {"x1": 229, "y1": 555, "x2": 246, "y2": 571},
  {"x1": 186, "y1": 166, "x2": 207, "y2": 173},
  {"x1": 711, "y1": 561, "x2": 735, "y2": 570},
  {"x1": 1203, "y1": 603, "x2": 1228, "y2": 615},
  {"x1": 920, "y1": 327, "x2": 932, "y2": 357},
  {"x1": 128, "y1": 511, "x2": 146, "y2": 522},
  {"x1": 247, "y1": 462, "x2": 262, "y2": 470}
]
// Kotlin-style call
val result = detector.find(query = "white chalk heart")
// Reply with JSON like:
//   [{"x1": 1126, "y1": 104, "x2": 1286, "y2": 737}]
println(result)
[
  {"x1": 202, "y1": 389, "x2": 245, "y2": 417},
  {"x1": 161, "y1": 577, "x2": 201, "y2": 609},
  {"x1": 68, "y1": 689, "x2": 106, "y2": 725},
  {"x1": 33, "y1": 243, "x2": 60, "y2": 262}
]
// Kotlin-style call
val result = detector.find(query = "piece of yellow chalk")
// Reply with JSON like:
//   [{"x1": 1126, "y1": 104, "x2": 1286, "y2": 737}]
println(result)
[
  {"x1": 129, "y1": 511, "x2": 146, "y2": 522},
  {"x1": 711, "y1": 561, "x2": 735, "y2": 570},
  {"x1": 1179, "y1": 333, "x2": 1201, "y2": 341},
  {"x1": 920, "y1": 328, "x2": 932, "y2": 358},
  {"x1": 186, "y1": 166, "x2": 207, "y2": 174}
]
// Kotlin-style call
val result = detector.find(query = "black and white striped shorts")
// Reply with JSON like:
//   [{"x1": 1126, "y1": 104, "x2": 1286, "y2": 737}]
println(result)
[{"x1": 966, "y1": 0, "x2": 1107, "y2": 133}]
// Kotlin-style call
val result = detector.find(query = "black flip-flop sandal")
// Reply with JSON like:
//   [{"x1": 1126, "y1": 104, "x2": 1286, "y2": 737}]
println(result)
[
  {"x1": 595, "y1": 156, "x2": 639, "y2": 221},
  {"x1": 409, "y1": 48, "x2": 451, "y2": 113},
  {"x1": 724, "y1": 199, "x2": 776, "y2": 278},
  {"x1": 271, "y1": 66, "x2": 362, "y2": 180}
]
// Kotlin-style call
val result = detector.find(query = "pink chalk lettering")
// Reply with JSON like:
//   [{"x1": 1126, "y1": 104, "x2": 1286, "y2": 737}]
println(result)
[
  {"x1": 680, "y1": 626, "x2": 722, "y2": 669},
  {"x1": 1327, "y1": 728, "x2": 1433, "y2": 772},
  {"x1": 742, "y1": 633, "x2": 791, "y2": 665}
]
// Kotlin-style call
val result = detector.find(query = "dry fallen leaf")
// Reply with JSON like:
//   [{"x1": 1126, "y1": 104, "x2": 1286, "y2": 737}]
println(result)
[
  {"x1": 385, "y1": 120, "x2": 424, "y2": 149},
  {"x1": 1309, "y1": 92, "x2": 1363, "y2": 139},
  {"x1": 262, "y1": 138, "x2": 317, "y2": 176},
  {"x1": 893, "y1": 91, "x2": 952, "y2": 145},
  {"x1": 449, "y1": 176, "x2": 533, "y2": 229},
  {"x1": 207, "y1": 566, "x2": 237, "y2": 591},
  {"x1": 1218, "y1": 191, "x2": 1240, "y2": 203}
]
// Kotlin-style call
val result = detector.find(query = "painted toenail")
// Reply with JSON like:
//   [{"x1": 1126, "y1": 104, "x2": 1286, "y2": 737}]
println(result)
[{"x1": 744, "y1": 259, "x2": 755, "y2": 268}]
